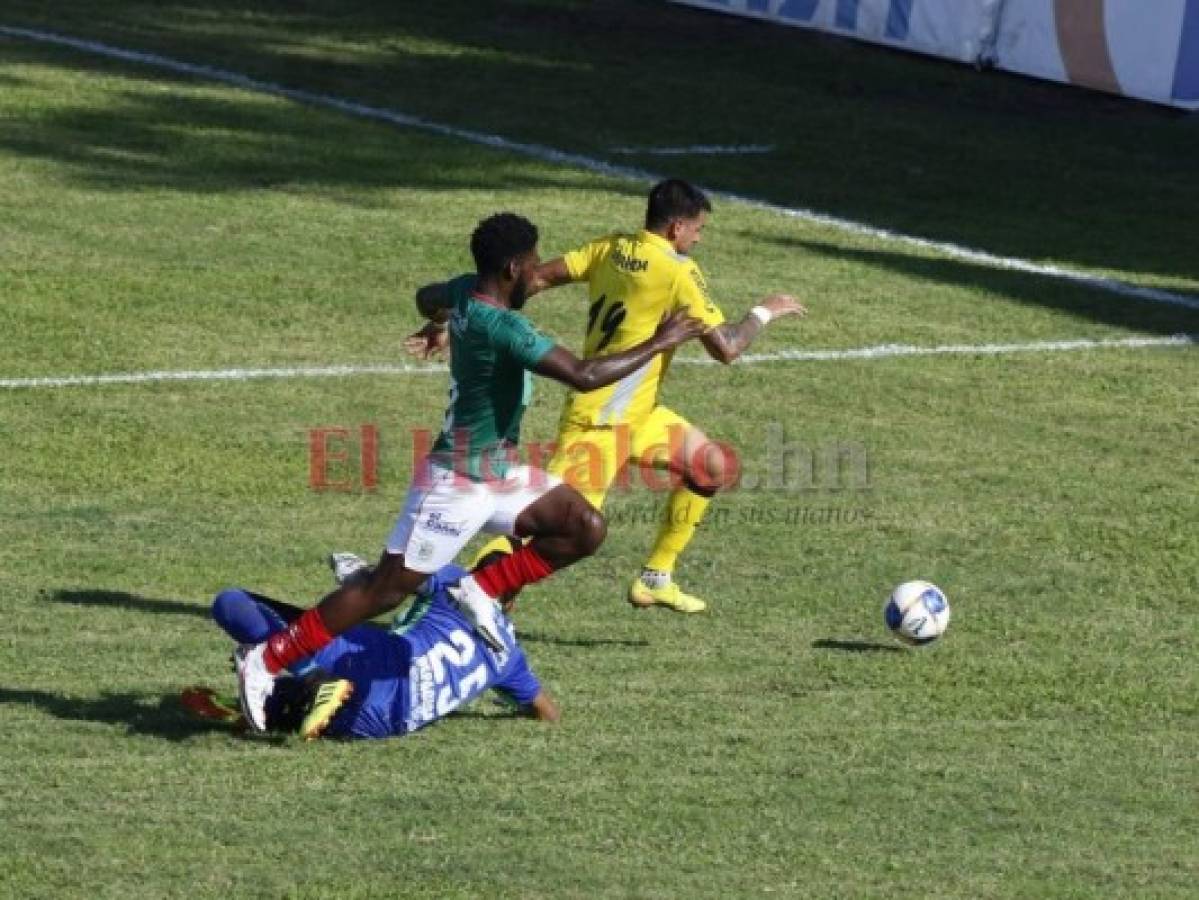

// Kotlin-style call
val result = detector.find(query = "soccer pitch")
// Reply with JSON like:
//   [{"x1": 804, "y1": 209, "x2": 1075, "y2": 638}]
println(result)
[{"x1": 1, "y1": 2, "x2": 1196, "y2": 897}]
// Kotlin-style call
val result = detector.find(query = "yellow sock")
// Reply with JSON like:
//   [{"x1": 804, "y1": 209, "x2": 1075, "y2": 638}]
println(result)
[{"x1": 644, "y1": 486, "x2": 712, "y2": 575}]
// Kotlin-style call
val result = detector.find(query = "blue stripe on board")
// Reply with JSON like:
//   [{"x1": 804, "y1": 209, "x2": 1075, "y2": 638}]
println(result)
[
  {"x1": 836, "y1": 0, "x2": 860, "y2": 30},
  {"x1": 1173, "y1": 0, "x2": 1199, "y2": 99},
  {"x1": 885, "y1": 0, "x2": 913, "y2": 41},
  {"x1": 779, "y1": 0, "x2": 820, "y2": 21}
]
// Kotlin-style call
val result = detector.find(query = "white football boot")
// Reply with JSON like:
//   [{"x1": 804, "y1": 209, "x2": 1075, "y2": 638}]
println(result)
[
  {"x1": 235, "y1": 643, "x2": 276, "y2": 732},
  {"x1": 447, "y1": 578, "x2": 506, "y2": 652},
  {"x1": 327, "y1": 551, "x2": 371, "y2": 586}
]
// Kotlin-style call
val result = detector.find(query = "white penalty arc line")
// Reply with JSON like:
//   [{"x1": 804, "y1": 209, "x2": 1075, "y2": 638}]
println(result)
[
  {"x1": 2, "y1": 335, "x2": 1193, "y2": 390},
  {"x1": 3, "y1": 25, "x2": 1198, "y2": 313}
]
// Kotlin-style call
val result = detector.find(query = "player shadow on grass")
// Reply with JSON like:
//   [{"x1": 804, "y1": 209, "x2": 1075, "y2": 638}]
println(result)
[
  {"x1": 47, "y1": 590, "x2": 651, "y2": 649},
  {"x1": 0, "y1": 40, "x2": 646, "y2": 204},
  {"x1": 811, "y1": 638, "x2": 904, "y2": 654},
  {"x1": 517, "y1": 629, "x2": 650, "y2": 649},
  {"x1": 0, "y1": 687, "x2": 251, "y2": 742},
  {"x1": 46, "y1": 588, "x2": 210, "y2": 619}
]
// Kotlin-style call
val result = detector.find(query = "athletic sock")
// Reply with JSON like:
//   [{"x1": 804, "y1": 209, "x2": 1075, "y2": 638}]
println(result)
[
  {"x1": 644, "y1": 483, "x2": 714, "y2": 575},
  {"x1": 639, "y1": 567, "x2": 671, "y2": 589},
  {"x1": 263, "y1": 607, "x2": 333, "y2": 675},
  {"x1": 472, "y1": 544, "x2": 555, "y2": 598}
]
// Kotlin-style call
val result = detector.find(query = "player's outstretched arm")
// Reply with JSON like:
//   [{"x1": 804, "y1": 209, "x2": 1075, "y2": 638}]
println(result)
[
  {"x1": 534, "y1": 310, "x2": 705, "y2": 392},
  {"x1": 701, "y1": 294, "x2": 807, "y2": 364},
  {"x1": 527, "y1": 258, "x2": 575, "y2": 298},
  {"x1": 403, "y1": 282, "x2": 452, "y2": 360},
  {"x1": 524, "y1": 690, "x2": 561, "y2": 723}
]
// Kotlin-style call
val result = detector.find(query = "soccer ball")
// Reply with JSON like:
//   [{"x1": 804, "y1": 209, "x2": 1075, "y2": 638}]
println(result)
[{"x1": 884, "y1": 581, "x2": 950, "y2": 646}]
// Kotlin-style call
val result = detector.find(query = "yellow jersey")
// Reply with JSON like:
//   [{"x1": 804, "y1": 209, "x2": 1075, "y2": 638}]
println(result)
[{"x1": 559, "y1": 230, "x2": 725, "y2": 427}]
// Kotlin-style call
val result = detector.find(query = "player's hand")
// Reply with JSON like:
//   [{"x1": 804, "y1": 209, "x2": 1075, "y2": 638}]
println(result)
[
  {"x1": 403, "y1": 323, "x2": 450, "y2": 360},
  {"x1": 652, "y1": 310, "x2": 707, "y2": 350},
  {"x1": 759, "y1": 294, "x2": 807, "y2": 321}
]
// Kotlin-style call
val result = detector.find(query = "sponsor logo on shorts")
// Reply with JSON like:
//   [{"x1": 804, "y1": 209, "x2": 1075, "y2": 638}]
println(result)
[{"x1": 422, "y1": 511, "x2": 464, "y2": 537}]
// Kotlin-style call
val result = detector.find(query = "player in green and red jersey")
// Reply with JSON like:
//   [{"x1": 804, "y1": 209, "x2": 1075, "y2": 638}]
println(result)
[{"x1": 235, "y1": 213, "x2": 704, "y2": 731}]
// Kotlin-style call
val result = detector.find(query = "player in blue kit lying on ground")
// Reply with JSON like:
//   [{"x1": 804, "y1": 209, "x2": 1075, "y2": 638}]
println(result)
[{"x1": 190, "y1": 564, "x2": 559, "y2": 739}]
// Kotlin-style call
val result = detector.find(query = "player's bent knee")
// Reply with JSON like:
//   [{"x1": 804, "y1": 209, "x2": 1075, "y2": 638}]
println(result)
[
  {"x1": 574, "y1": 506, "x2": 607, "y2": 557},
  {"x1": 687, "y1": 440, "x2": 735, "y2": 494},
  {"x1": 211, "y1": 587, "x2": 252, "y2": 624}
]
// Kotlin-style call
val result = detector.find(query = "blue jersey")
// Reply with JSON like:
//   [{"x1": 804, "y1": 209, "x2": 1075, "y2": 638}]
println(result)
[{"x1": 310, "y1": 593, "x2": 540, "y2": 740}]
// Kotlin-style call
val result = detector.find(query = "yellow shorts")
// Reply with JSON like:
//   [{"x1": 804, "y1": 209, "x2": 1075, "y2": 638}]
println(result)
[{"x1": 546, "y1": 406, "x2": 692, "y2": 511}]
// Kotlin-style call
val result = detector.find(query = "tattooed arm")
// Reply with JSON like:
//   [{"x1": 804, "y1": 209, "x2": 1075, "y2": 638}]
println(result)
[{"x1": 701, "y1": 294, "x2": 807, "y2": 365}]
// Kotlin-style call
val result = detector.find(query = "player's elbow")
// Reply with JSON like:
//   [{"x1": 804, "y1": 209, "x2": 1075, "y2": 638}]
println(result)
[
  {"x1": 703, "y1": 335, "x2": 739, "y2": 365},
  {"x1": 414, "y1": 287, "x2": 434, "y2": 315},
  {"x1": 712, "y1": 347, "x2": 738, "y2": 365},
  {"x1": 414, "y1": 285, "x2": 445, "y2": 321},
  {"x1": 569, "y1": 368, "x2": 601, "y2": 393}
]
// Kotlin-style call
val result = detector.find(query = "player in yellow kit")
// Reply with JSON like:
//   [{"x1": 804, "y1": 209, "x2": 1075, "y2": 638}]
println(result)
[{"x1": 464, "y1": 179, "x2": 806, "y2": 613}]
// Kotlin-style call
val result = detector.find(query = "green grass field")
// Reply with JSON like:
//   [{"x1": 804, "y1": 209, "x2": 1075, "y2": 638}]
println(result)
[{"x1": 2, "y1": 2, "x2": 1197, "y2": 897}]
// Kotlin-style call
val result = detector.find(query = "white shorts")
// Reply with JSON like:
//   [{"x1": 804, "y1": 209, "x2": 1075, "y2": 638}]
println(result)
[{"x1": 385, "y1": 459, "x2": 561, "y2": 573}]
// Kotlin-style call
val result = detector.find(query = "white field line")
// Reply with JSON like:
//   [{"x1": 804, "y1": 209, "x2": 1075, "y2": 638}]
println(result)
[
  {"x1": 2, "y1": 335, "x2": 1192, "y2": 391},
  {"x1": 3, "y1": 25, "x2": 1199, "y2": 312},
  {"x1": 731, "y1": 333, "x2": 1196, "y2": 362},
  {"x1": 609, "y1": 144, "x2": 776, "y2": 155},
  {"x1": 0, "y1": 363, "x2": 448, "y2": 390}
]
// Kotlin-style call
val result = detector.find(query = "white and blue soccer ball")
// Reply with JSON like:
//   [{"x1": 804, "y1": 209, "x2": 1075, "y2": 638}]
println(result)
[{"x1": 884, "y1": 581, "x2": 950, "y2": 646}]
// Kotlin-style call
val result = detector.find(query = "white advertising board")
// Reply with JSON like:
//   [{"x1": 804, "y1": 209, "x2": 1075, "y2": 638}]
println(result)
[{"x1": 672, "y1": 0, "x2": 1199, "y2": 109}]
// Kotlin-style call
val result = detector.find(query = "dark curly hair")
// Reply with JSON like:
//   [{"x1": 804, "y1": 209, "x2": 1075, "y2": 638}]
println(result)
[
  {"x1": 645, "y1": 179, "x2": 711, "y2": 230},
  {"x1": 470, "y1": 212, "x2": 539, "y2": 276}
]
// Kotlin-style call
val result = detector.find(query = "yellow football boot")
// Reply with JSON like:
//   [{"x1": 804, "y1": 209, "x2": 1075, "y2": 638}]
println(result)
[
  {"x1": 299, "y1": 678, "x2": 354, "y2": 741},
  {"x1": 627, "y1": 577, "x2": 707, "y2": 613}
]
